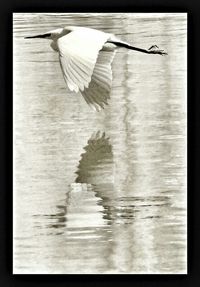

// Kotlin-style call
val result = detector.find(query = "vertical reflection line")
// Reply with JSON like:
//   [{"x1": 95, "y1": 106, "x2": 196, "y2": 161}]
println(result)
[{"x1": 109, "y1": 19, "x2": 136, "y2": 273}]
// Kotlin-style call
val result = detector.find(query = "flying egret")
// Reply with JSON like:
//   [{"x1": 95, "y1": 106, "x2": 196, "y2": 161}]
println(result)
[{"x1": 25, "y1": 26, "x2": 167, "y2": 111}]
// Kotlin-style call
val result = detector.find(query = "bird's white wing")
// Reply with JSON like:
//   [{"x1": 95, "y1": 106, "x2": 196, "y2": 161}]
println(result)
[
  {"x1": 81, "y1": 49, "x2": 116, "y2": 111},
  {"x1": 57, "y1": 29, "x2": 110, "y2": 93}
]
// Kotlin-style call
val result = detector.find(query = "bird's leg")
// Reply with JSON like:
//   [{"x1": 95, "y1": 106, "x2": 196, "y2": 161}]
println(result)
[
  {"x1": 107, "y1": 40, "x2": 167, "y2": 55},
  {"x1": 147, "y1": 45, "x2": 168, "y2": 55}
]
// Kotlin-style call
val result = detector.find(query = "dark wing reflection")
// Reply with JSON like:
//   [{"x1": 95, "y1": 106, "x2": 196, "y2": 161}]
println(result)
[
  {"x1": 32, "y1": 131, "x2": 171, "y2": 233},
  {"x1": 74, "y1": 131, "x2": 116, "y2": 224},
  {"x1": 75, "y1": 131, "x2": 114, "y2": 185}
]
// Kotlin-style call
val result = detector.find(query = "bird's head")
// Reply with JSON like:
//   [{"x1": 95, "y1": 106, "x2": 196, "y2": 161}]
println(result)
[{"x1": 24, "y1": 28, "x2": 67, "y2": 40}]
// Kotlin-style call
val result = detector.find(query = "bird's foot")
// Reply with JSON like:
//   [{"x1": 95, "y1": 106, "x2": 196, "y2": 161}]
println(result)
[
  {"x1": 148, "y1": 45, "x2": 159, "y2": 50},
  {"x1": 148, "y1": 45, "x2": 168, "y2": 55}
]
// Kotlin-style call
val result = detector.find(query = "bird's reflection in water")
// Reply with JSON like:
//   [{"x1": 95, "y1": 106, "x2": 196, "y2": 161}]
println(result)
[
  {"x1": 41, "y1": 131, "x2": 171, "y2": 233},
  {"x1": 39, "y1": 131, "x2": 114, "y2": 235},
  {"x1": 50, "y1": 131, "x2": 170, "y2": 230},
  {"x1": 75, "y1": 131, "x2": 114, "y2": 184},
  {"x1": 32, "y1": 131, "x2": 171, "y2": 273},
  {"x1": 74, "y1": 131, "x2": 170, "y2": 224},
  {"x1": 58, "y1": 131, "x2": 115, "y2": 230}
]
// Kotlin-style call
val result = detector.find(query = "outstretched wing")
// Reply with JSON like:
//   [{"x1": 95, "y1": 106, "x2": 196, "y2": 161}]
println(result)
[
  {"x1": 81, "y1": 49, "x2": 116, "y2": 111},
  {"x1": 57, "y1": 28, "x2": 110, "y2": 93}
]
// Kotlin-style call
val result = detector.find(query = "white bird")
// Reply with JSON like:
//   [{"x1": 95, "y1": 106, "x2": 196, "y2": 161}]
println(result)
[{"x1": 25, "y1": 26, "x2": 167, "y2": 111}]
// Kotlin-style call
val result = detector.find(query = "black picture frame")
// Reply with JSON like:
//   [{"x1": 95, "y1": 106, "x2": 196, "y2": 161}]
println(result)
[{"x1": 1, "y1": 0, "x2": 199, "y2": 286}]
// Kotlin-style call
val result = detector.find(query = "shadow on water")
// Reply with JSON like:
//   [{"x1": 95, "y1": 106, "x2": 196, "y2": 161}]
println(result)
[
  {"x1": 29, "y1": 130, "x2": 177, "y2": 274},
  {"x1": 50, "y1": 131, "x2": 115, "y2": 231},
  {"x1": 75, "y1": 131, "x2": 114, "y2": 185},
  {"x1": 41, "y1": 131, "x2": 171, "y2": 232},
  {"x1": 42, "y1": 131, "x2": 172, "y2": 273}
]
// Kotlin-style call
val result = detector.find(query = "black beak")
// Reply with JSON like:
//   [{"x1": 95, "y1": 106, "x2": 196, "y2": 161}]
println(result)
[{"x1": 24, "y1": 33, "x2": 51, "y2": 39}]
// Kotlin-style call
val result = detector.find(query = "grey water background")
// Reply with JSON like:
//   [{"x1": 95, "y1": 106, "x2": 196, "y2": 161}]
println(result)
[{"x1": 13, "y1": 13, "x2": 187, "y2": 274}]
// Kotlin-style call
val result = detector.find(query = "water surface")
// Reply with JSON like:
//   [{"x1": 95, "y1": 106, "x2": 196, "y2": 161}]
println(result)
[{"x1": 13, "y1": 13, "x2": 187, "y2": 274}]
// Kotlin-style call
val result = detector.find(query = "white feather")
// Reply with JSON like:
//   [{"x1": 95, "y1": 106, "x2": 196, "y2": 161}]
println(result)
[
  {"x1": 81, "y1": 49, "x2": 116, "y2": 111},
  {"x1": 57, "y1": 28, "x2": 111, "y2": 94}
]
